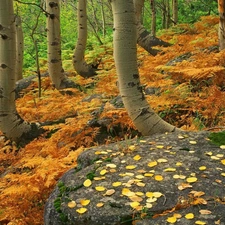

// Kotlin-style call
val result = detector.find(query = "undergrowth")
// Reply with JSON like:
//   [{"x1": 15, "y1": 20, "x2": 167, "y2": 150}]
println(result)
[{"x1": 0, "y1": 16, "x2": 225, "y2": 225}]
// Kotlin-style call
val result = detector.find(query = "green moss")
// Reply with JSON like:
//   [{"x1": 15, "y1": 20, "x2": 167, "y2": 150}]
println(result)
[{"x1": 208, "y1": 131, "x2": 225, "y2": 146}]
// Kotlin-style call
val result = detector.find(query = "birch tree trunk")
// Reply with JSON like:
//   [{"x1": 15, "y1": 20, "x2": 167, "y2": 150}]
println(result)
[
  {"x1": 72, "y1": 0, "x2": 97, "y2": 78},
  {"x1": 15, "y1": 15, "x2": 24, "y2": 81},
  {"x1": 134, "y1": 0, "x2": 171, "y2": 56},
  {"x1": 111, "y1": 0, "x2": 175, "y2": 135},
  {"x1": 218, "y1": 0, "x2": 225, "y2": 50},
  {"x1": 0, "y1": 0, "x2": 43, "y2": 144},
  {"x1": 46, "y1": 0, "x2": 66, "y2": 89}
]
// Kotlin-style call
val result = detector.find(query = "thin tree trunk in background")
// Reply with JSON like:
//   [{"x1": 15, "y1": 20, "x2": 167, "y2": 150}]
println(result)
[
  {"x1": 150, "y1": 0, "x2": 156, "y2": 36},
  {"x1": 165, "y1": 0, "x2": 171, "y2": 28},
  {"x1": 15, "y1": 15, "x2": 24, "y2": 81},
  {"x1": 218, "y1": 0, "x2": 225, "y2": 50},
  {"x1": 73, "y1": 0, "x2": 98, "y2": 77},
  {"x1": 162, "y1": 0, "x2": 166, "y2": 29},
  {"x1": 100, "y1": 0, "x2": 106, "y2": 37},
  {"x1": 134, "y1": 0, "x2": 171, "y2": 56},
  {"x1": 111, "y1": 0, "x2": 175, "y2": 135},
  {"x1": 46, "y1": 0, "x2": 66, "y2": 89},
  {"x1": 0, "y1": 0, "x2": 43, "y2": 145},
  {"x1": 172, "y1": 0, "x2": 178, "y2": 25}
]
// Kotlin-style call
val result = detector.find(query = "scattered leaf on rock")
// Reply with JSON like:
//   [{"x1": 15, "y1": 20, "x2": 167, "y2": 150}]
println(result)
[
  {"x1": 186, "y1": 177, "x2": 197, "y2": 183},
  {"x1": 112, "y1": 181, "x2": 122, "y2": 187},
  {"x1": 164, "y1": 167, "x2": 176, "y2": 172},
  {"x1": 189, "y1": 141, "x2": 197, "y2": 144},
  {"x1": 199, "y1": 166, "x2": 206, "y2": 171},
  {"x1": 148, "y1": 161, "x2": 158, "y2": 167},
  {"x1": 104, "y1": 189, "x2": 115, "y2": 196},
  {"x1": 83, "y1": 179, "x2": 92, "y2": 187},
  {"x1": 106, "y1": 163, "x2": 117, "y2": 168},
  {"x1": 154, "y1": 175, "x2": 163, "y2": 181},
  {"x1": 126, "y1": 165, "x2": 137, "y2": 170},
  {"x1": 95, "y1": 186, "x2": 106, "y2": 192},
  {"x1": 185, "y1": 213, "x2": 194, "y2": 219},
  {"x1": 96, "y1": 202, "x2": 104, "y2": 207},
  {"x1": 133, "y1": 155, "x2": 141, "y2": 161},
  {"x1": 130, "y1": 201, "x2": 140, "y2": 209},
  {"x1": 76, "y1": 207, "x2": 87, "y2": 214},
  {"x1": 80, "y1": 199, "x2": 90, "y2": 206},
  {"x1": 195, "y1": 221, "x2": 206, "y2": 225},
  {"x1": 167, "y1": 216, "x2": 177, "y2": 223},
  {"x1": 199, "y1": 209, "x2": 211, "y2": 215},
  {"x1": 67, "y1": 200, "x2": 76, "y2": 208}
]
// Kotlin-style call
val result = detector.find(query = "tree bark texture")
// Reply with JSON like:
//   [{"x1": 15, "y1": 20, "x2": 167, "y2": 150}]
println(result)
[
  {"x1": 172, "y1": 0, "x2": 178, "y2": 25},
  {"x1": 150, "y1": 0, "x2": 156, "y2": 36},
  {"x1": 46, "y1": 0, "x2": 66, "y2": 89},
  {"x1": 111, "y1": 0, "x2": 175, "y2": 135},
  {"x1": 72, "y1": 0, "x2": 97, "y2": 78},
  {"x1": 218, "y1": 0, "x2": 225, "y2": 50},
  {"x1": 0, "y1": 0, "x2": 42, "y2": 144},
  {"x1": 15, "y1": 15, "x2": 24, "y2": 81},
  {"x1": 134, "y1": 0, "x2": 171, "y2": 56}
]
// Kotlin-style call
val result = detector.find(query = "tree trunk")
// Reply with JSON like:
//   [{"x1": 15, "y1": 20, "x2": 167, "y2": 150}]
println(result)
[
  {"x1": 165, "y1": 0, "x2": 171, "y2": 29},
  {"x1": 218, "y1": 0, "x2": 225, "y2": 50},
  {"x1": 15, "y1": 15, "x2": 24, "y2": 81},
  {"x1": 111, "y1": 0, "x2": 175, "y2": 135},
  {"x1": 172, "y1": 0, "x2": 178, "y2": 25},
  {"x1": 46, "y1": 0, "x2": 66, "y2": 89},
  {"x1": 0, "y1": 0, "x2": 43, "y2": 145},
  {"x1": 150, "y1": 0, "x2": 156, "y2": 36},
  {"x1": 134, "y1": 0, "x2": 171, "y2": 56},
  {"x1": 72, "y1": 0, "x2": 97, "y2": 78}
]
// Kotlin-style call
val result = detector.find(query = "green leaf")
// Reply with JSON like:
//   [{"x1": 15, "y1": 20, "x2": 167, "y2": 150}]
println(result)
[{"x1": 208, "y1": 131, "x2": 225, "y2": 146}]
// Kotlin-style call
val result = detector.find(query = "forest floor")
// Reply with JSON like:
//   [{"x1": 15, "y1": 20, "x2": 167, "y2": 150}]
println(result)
[{"x1": 0, "y1": 16, "x2": 225, "y2": 225}]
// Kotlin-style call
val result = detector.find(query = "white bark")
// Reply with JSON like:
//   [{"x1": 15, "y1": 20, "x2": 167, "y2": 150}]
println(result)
[
  {"x1": 15, "y1": 15, "x2": 24, "y2": 81},
  {"x1": 111, "y1": 0, "x2": 175, "y2": 135},
  {"x1": 0, "y1": 0, "x2": 41, "y2": 143},
  {"x1": 46, "y1": 0, "x2": 66, "y2": 89},
  {"x1": 72, "y1": 0, "x2": 97, "y2": 78}
]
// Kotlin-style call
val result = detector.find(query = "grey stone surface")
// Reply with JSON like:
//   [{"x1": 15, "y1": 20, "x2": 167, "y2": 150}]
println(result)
[{"x1": 44, "y1": 131, "x2": 225, "y2": 225}]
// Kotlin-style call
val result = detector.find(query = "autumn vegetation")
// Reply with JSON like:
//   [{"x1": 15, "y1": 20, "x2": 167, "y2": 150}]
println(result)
[{"x1": 0, "y1": 15, "x2": 225, "y2": 224}]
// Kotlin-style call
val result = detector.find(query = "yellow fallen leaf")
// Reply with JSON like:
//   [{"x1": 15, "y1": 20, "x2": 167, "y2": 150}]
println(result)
[
  {"x1": 129, "y1": 145, "x2": 136, "y2": 150},
  {"x1": 199, "y1": 166, "x2": 206, "y2": 171},
  {"x1": 130, "y1": 201, "x2": 140, "y2": 209},
  {"x1": 199, "y1": 209, "x2": 211, "y2": 215},
  {"x1": 139, "y1": 140, "x2": 146, "y2": 143},
  {"x1": 144, "y1": 173, "x2": 154, "y2": 177},
  {"x1": 216, "y1": 154, "x2": 224, "y2": 158},
  {"x1": 221, "y1": 173, "x2": 225, "y2": 176},
  {"x1": 126, "y1": 165, "x2": 137, "y2": 170},
  {"x1": 100, "y1": 169, "x2": 107, "y2": 175},
  {"x1": 76, "y1": 207, "x2": 87, "y2": 214},
  {"x1": 135, "y1": 192, "x2": 144, "y2": 196},
  {"x1": 186, "y1": 177, "x2": 197, "y2": 183},
  {"x1": 148, "y1": 161, "x2": 158, "y2": 167},
  {"x1": 220, "y1": 145, "x2": 225, "y2": 149},
  {"x1": 176, "y1": 162, "x2": 182, "y2": 166},
  {"x1": 173, "y1": 213, "x2": 182, "y2": 218},
  {"x1": 104, "y1": 189, "x2": 115, "y2": 196},
  {"x1": 133, "y1": 155, "x2": 141, "y2": 161},
  {"x1": 167, "y1": 216, "x2": 177, "y2": 223},
  {"x1": 154, "y1": 175, "x2": 163, "y2": 181},
  {"x1": 146, "y1": 192, "x2": 153, "y2": 198},
  {"x1": 195, "y1": 221, "x2": 206, "y2": 225},
  {"x1": 129, "y1": 196, "x2": 143, "y2": 202},
  {"x1": 185, "y1": 213, "x2": 194, "y2": 219},
  {"x1": 206, "y1": 151, "x2": 213, "y2": 156},
  {"x1": 156, "y1": 145, "x2": 164, "y2": 149},
  {"x1": 164, "y1": 167, "x2": 176, "y2": 172},
  {"x1": 189, "y1": 141, "x2": 197, "y2": 144},
  {"x1": 157, "y1": 158, "x2": 168, "y2": 163},
  {"x1": 96, "y1": 202, "x2": 104, "y2": 207},
  {"x1": 112, "y1": 181, "x2": 122, "y2": 187},
  {"x1": 80, "y1": 199, "x2": 90, "y2": 206},
  {"x1": 83, "y1": 179, "x2": 92, "y2": 187},
  {"x1": 95, "y1": 186, "x2": 106, "y2": 192},
  {"x1": 221, "y1": 159, "x2": 225, "y2": 165},
  {"x1": 178, "y1": 183, "x2": 192, "y2": 190},
  {"x1": 145, "y1": 203, "x2": 153, "y2": 208},
  {"x1": 146, "y1": 197, "x2": 157, "y2": 203},
  {"x1": 136, "y1": 174, "x2": 144, "y2": 179},
  {"x1": 106, "y1": 163, "x2": 117, "y2": 168},
  {"x1": 136, "y1": 182, "x2": 145, "y2": 187},
  {"x1": 153, "y1": 192, "x2": 163, "y2": 198},
  {"x1": 67, "y1": 200, "x2": 76, "y2": 208},
  {"x1": 94, "y1": 176, "x2": 105, "y2": 181}
]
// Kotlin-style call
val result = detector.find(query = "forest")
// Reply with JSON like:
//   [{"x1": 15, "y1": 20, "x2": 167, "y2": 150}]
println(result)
[{"x1": 0, "y1": 0, "x2": 225, "y2": 224}]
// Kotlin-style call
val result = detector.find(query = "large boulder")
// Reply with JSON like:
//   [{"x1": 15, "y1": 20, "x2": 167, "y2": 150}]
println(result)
[{"x1": 44, "y1": 131, "x2": 225, "y2": 225}]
